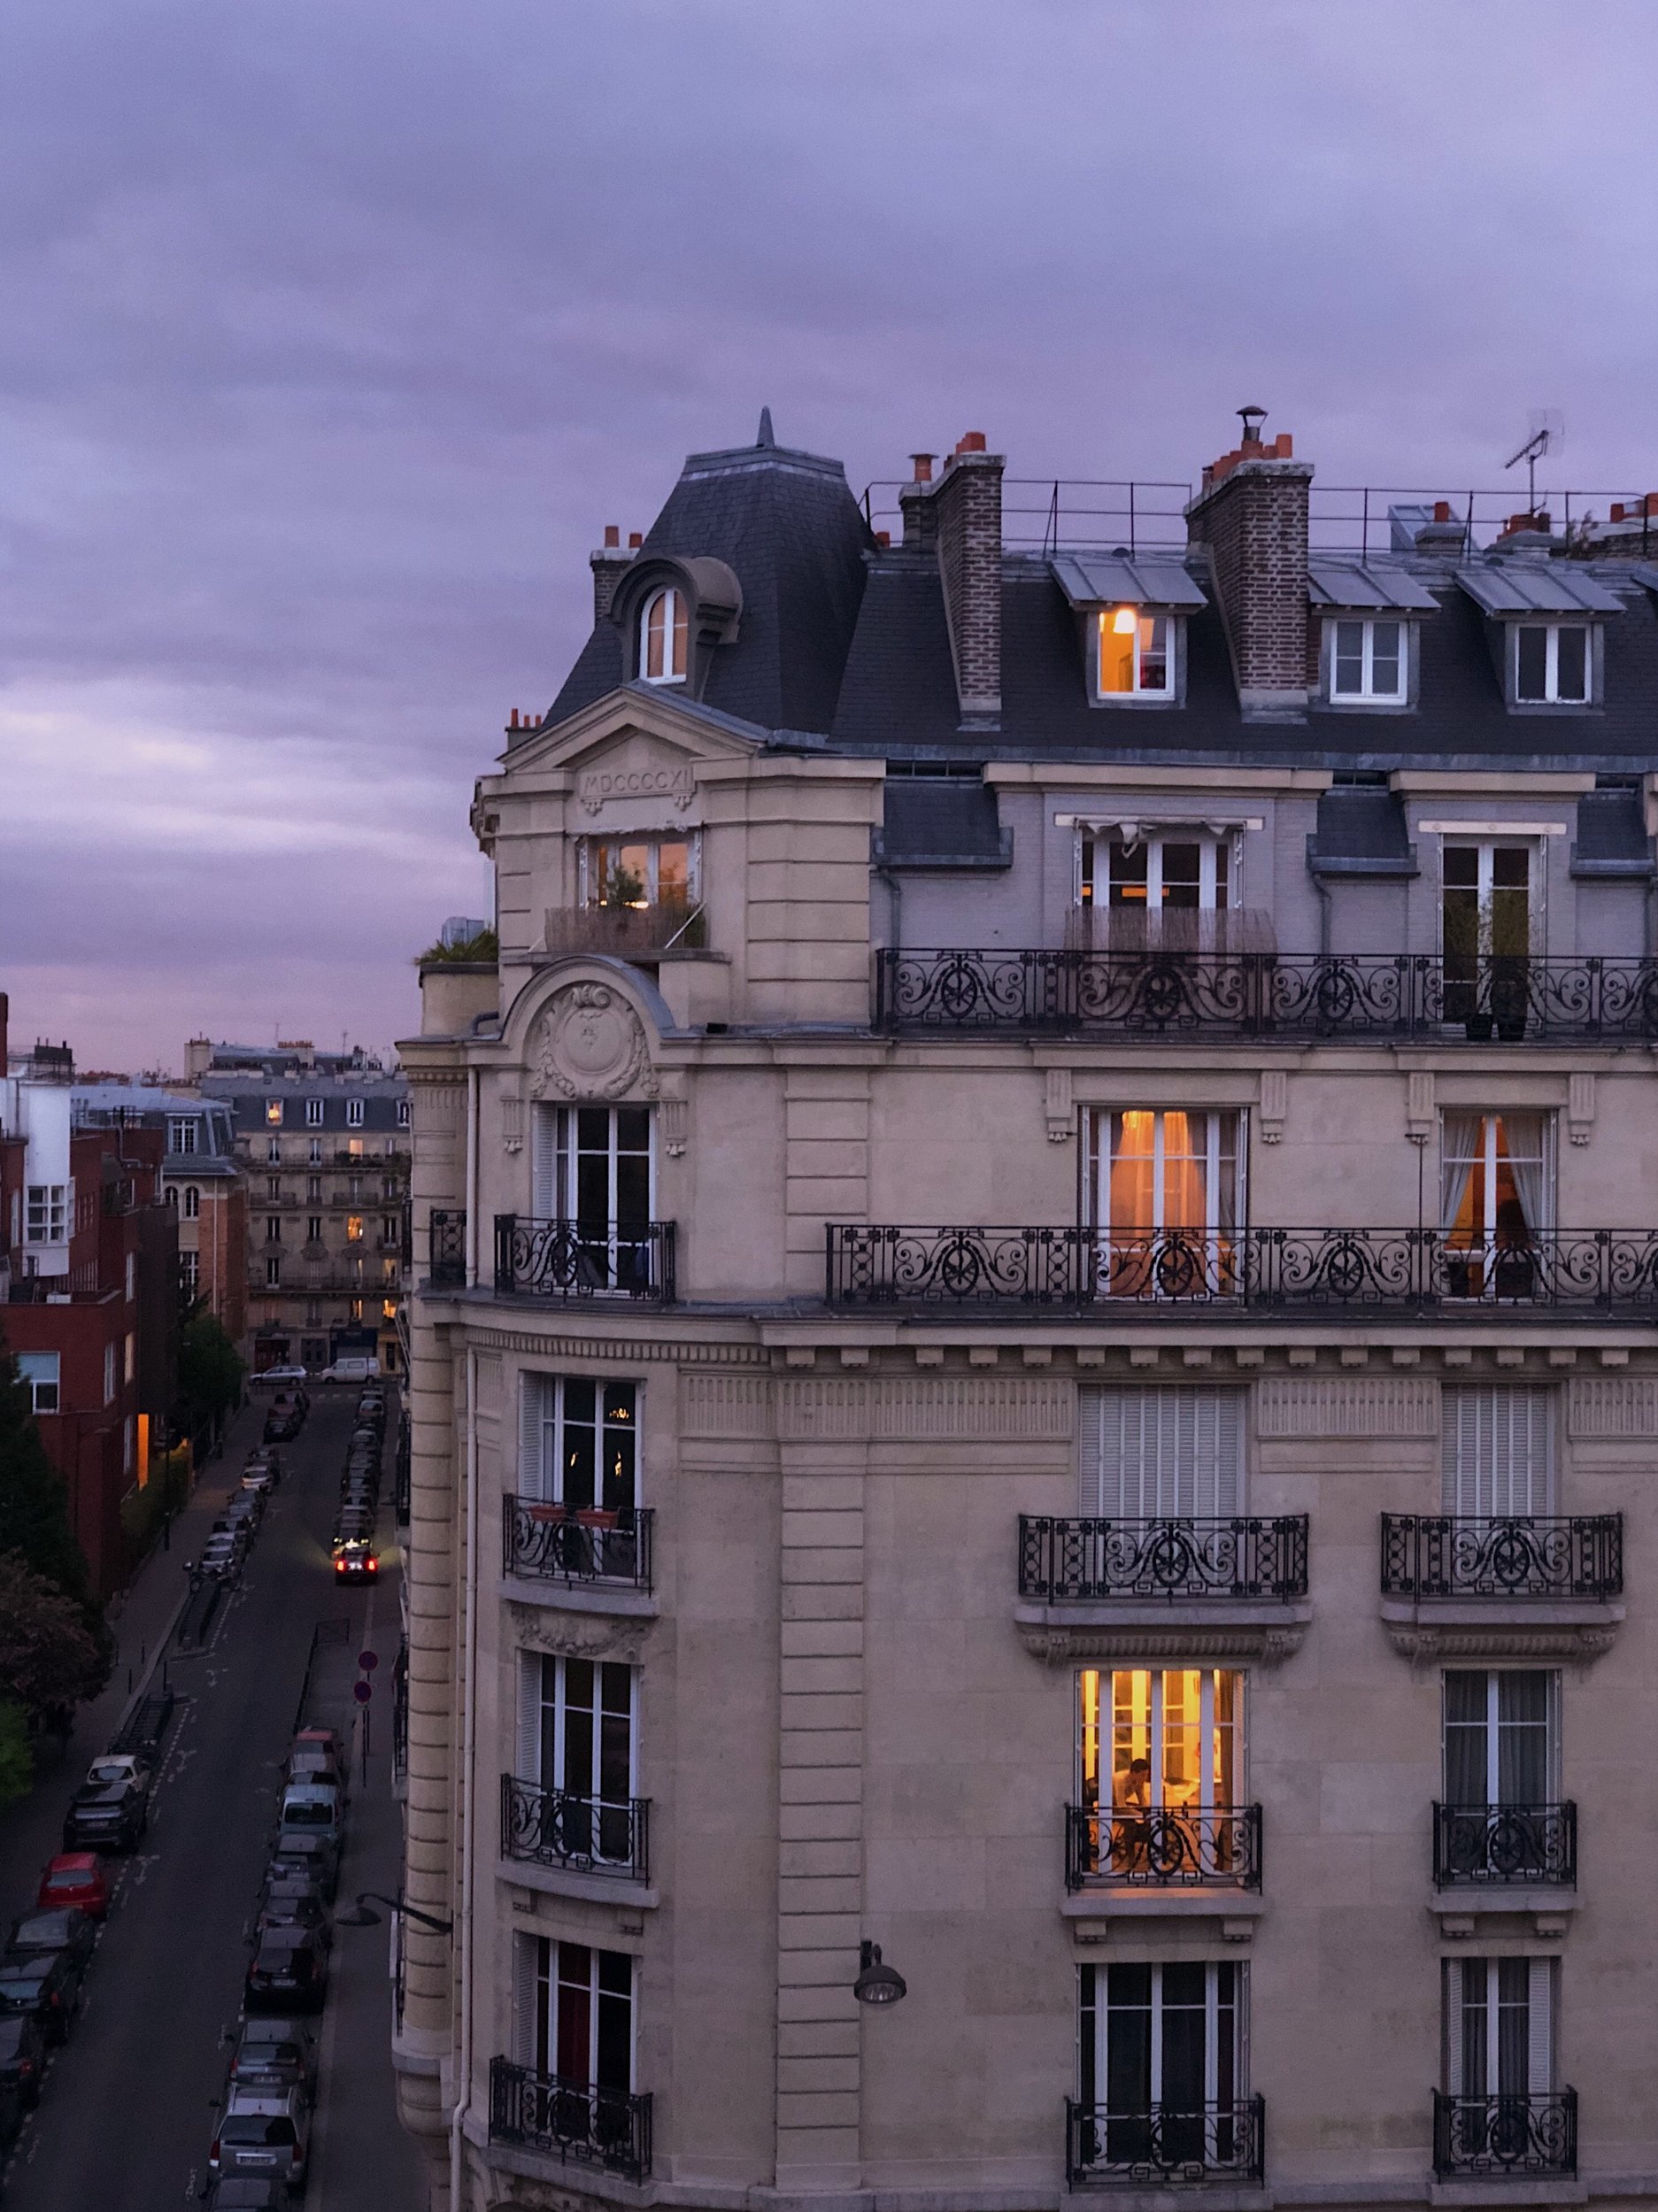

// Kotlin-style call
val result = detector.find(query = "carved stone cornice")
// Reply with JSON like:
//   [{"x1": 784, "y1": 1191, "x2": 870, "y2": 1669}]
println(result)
[
  {"x1": 1014, "y1": 1601, "x2": 1312, "y2": 1666},
  {"x1": 1380, "y1": 1598, "x2": 1623, "y2": 1663}
]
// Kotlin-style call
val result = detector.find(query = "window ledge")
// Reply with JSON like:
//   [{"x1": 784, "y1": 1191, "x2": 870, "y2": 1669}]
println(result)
[
  {"x1": 498, "y1": 1574, "x2": 659, "y2": 1620},
  {"x1": 1431, "y1": 1888, "x2": 1577, "y2": 1938},
  {"x1": 473, "y1": 2120, "x2": 655, "y2": 2205},
  {"x1": 1379, "y1": 1598, "x2": 1622, "y2": 1662},
  {"x1": 1067, "y1": 2186, "x2": 1271, "y2": 2211},
  {"x1": 497, "y1": 1856, "x2": 659, "y2": 1910},
  {"x1": 1429, "y1": 2179, "x2": 1586, "y2": 2208},
  {"x1": 1065, "y1": 1890, "x2": 1264, "y2": 1938},
  {"x1": 1015, "y1": 1602, "x2": 1310, "y2": 1667}
]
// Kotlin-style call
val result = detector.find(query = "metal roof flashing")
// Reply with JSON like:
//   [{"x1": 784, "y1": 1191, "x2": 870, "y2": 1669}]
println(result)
[
  {"x1": 1455, "y1": 566, "x2": 1626, "y2": 617},
  {"x1": 1050, "y1": 553, "x2": 1207, "y2": 611}
]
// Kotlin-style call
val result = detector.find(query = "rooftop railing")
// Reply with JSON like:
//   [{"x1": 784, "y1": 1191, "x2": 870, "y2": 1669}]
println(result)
[
  {"x1": 828, "y1": 1225, "x2": 1658, "y2": 1318},
  {"x1": 875, "y1": 950, "x2": 1658, "y2": 1042}
]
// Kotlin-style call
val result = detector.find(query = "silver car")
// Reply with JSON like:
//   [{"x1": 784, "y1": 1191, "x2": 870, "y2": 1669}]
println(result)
[{"x1": 211, "y1": 2089, "x2": 311, "y2": 2187}]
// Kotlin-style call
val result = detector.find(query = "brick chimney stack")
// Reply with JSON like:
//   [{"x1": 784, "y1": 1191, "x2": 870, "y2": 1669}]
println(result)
[
  {"x1": 1186, "y1": 418, "x2": 1312, "y2": 719},
  {"x1": 931, "y1": 433, "x2": 1004, "y2": 729},
  {"x1": 899, "y1": 454, "x2": 937, "y2": 552},
  {"x1": 590, "y1": 524, "x2": 635, "y2": 621}
]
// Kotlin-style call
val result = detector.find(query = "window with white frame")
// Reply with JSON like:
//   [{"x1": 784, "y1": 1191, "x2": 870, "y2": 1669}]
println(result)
[
  {"x1": 14, "y1": 1352, "x2": 59, "y2": 1414},
  {"x1": 168, "y1": 1116, "x2": 197, "y2": 1155},
  {"x1": 513, "y1": 1935, "x2": 635, "y2": 2092},
  {"x1": 125, "y1": 1252, "x2": 135, "y2": 1303},
  {"x1": 1079, "y1": 831, "x2": 1231, "y2": 918},
  {"x1": 1442, "y1": 1384, "x2": 1554, "y2": 1517},
  {"x1": 1095, "y1": 606, "x2": 1174, "y2": 698},
  {"x1": 586, "y1": 836, "x2": 697, "y2": 922},
  {"x1": 1444, "y1": 1671, "x2": 1556, "y2": 1807},
  {"x1": 180, "y1": 1251, "x2": 200, "y2": 1296},
  {"x1": 305, "y1": 1098, "x2": 324, "y2": 1128},
  {"x1": 531, "y1": 1106, "x2": 654, "y2": 1287},
  {"x1": 1079, "y1": 1668, "x2": 1245, "y2": 1881},
  {"x1": 1441, "y1": 842, "x2": 1534, "y2": 1005},
  {"x1": 307, "y1": 1138, "x2": 322, "y2": 1166},
  {"x1": 266, "y1": 1216, "x2": 282, "y2": 1244},
  {"x1": 1078, "y1": 1962, "x2": 1245, "y2": 2158},
  {"x1": 1445, "y1": 1958, "x2": 1554, "y2": 2100},
  {"x1": 1328, "y1": 616, "x2": 1406, "y2": 702},
  {"x1": 1079, "y1": 1388, "x2": 1245, "y2": 1517},
  {"x1": 122, "y1": 1416, "x2": 133, "y2": 1475},
  {"x1": 519, "y1": 1376, "x2": 638, "y2": 1514},
  {"x1": 1440, "y1": 1116, "x2": 1553, "y2": 1300},
  {"x1": 123, "y1": 1333, "x2": 135, "y2": 1385},
  {"x1": 639, "y1": 585, "x2": 687, "y2": 684},
  {"x1": 266, "y1": 1137, "x2": 281, "y2": 1165},
  {"x1": 346, "y1": 1098, "x2": 364, "y2": 1129},
  {"x1": 183, "y1": 1186, "x2": 201, "y2": 1220},
  {"x1": 1084, "y1": 1110, "x2": 1243, "y2": 1298},
  {"x1": 517, "y1": 1652, "x2": 638, "y2": 1863},
  {"x1": 25, "y1": 1186, "x2": 67, "y2": 1245},
  {"x1": 266, "y1": 1256, "x2": 281, "y2": 1288},
  {"x1": 1514, "y1": 623, "x2": 1589, "y2": 705},
  {"x1": 397, "y1": 1098, "x2": 410, "y2": 1128}
]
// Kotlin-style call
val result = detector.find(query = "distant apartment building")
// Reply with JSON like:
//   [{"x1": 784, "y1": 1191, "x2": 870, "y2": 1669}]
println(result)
[
  {"x1": 190, "y1": 1039, "x2": 410, "y2": 1374},
  {"x1": 0, "y1": 998, "x2": 178, "y2": 1596},
  {"x1": 73, "y1": 1083, "x2": 246, "y2": 1342},
  {"x1": 395, "y1": 413, "x2": 1658, "y2": 2212}
]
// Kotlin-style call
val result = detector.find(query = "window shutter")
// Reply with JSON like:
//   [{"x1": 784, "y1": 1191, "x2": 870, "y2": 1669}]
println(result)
[
  {"x1": 1526, "y1": 1959, "x2": 1553, "y2": 2093},
  {"x1": 1443, "y1": 1386, "x2": 1553, "y2": 1516},
  {"x1": 1444, "y1": 1962, "x2": 1465, "y2": 2095},
  {"x1": 1235, "y1": 1959, "x2": 1250, "y2": 2097},
  {"x1": 1078, "y1": 1389, "x2": 1105, "y2": 1514},
  {"x1": 518, "y1": 1373, "x2": 549, "y2": 1499},
  {"x1": 516, "y1": 1650, "x2": 543, "y2": 1783},
  {"x1": 1092, "y1": 1388, "x2": 1245, "y2": 1517},
  {"x1": 531, "y1": 1106, "x2": 559, "y2": 1218},
  {"x1": 512, "y1": 1931, "x2": 541, "y2": 2065}
]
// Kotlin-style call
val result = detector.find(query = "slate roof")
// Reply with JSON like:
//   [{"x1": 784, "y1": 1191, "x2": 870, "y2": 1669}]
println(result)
[{"x1": 541, "y1": 422, "x2": 873, "y2": 739}]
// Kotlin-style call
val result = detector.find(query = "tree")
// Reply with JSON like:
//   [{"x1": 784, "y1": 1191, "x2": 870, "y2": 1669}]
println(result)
[
  {"x1": 0, "y1": 1553, "x2": 105, "y2": 1725},
  {"x1": 174, "y1": 1303, "x2": 244, "y2": 1433},
  {"x1": 0, "y1": 1344, "x2": 92, "y2": 1600},
  {"x1": 0, "y1": 1704, "x2": 30, "y2": 1805}
]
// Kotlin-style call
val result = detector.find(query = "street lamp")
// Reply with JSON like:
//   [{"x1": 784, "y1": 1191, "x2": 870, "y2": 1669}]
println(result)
[
  {"x1": 852, "y1": 1941, "x2": 906, "y2": 2007},
  {"x1": 337, "y1": 1890, "x2": 453, "y2": 1934}
]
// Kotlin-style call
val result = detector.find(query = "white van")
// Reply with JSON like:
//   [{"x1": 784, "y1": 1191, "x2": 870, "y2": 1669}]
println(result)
[{"x1": 317, "y1": 1355, "x2": 381, "y2": 1384}]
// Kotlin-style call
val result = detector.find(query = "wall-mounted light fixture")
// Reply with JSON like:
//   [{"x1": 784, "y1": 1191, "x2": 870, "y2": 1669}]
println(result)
[{"x1": 852, "y1": 1940, "x2": 906, "y2": 2007}]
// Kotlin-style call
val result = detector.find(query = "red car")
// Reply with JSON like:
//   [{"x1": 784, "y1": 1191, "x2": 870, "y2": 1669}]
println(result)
[{"x1": 36, "y1": 1853, "x2": 112, "y2": 1921}]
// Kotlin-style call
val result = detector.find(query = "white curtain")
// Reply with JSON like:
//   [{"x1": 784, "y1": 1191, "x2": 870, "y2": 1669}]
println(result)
[
  {"x1": 1502, "y1": 1113, "x2": 1551, "y2": 1234},
  {"x1": 1439, "y1": 1113, "x2": 1482, "y2": 1232}
]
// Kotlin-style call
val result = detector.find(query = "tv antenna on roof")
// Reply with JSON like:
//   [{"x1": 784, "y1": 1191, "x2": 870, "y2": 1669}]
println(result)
[{"x1": 1505, "y1": 408, "x2": 1565, "y2": 513}]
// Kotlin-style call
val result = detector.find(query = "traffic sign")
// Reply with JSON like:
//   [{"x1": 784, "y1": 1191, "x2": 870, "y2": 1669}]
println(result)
[
  {"x1": 352, "y1": 1680, "x2": 373, "y2": 1704},
  {"x1": 359, "y1": 1650, "x2": 379, "y2": 1672}
]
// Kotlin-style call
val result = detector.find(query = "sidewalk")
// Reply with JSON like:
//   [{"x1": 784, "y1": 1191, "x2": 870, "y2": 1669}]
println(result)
[{"x1": 0, "y1": 1399, "x2": 266, "y2": 1908}]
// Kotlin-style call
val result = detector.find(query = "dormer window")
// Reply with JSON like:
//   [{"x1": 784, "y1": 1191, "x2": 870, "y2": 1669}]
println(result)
[
  {"x1": 1097, "y1": 607, "x2": 1173, "y2": 699},
  {"x1": 640, "y1": 587, "x2": 688, "y2": 685},
  {"x1": 1515, "y1": 622, "x2": 1589, "y2": 705},
  {"x1": 1330, "y1": 618, "x2": 1405, "y2": 704}
]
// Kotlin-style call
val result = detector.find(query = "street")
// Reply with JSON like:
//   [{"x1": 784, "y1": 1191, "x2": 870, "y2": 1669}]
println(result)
[{"x1": 0, "y1": 1391, "x2": 425, "y2": 2212}]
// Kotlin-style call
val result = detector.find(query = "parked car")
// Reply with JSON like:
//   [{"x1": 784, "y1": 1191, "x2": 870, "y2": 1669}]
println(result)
[
  {"x1": 257, "y1": 1890, "x2": 331, "y2": 1946},
  {"x1": 266, "y1": 1832, "x2": 339, "y2": 1901},
  {"x1": 261, "y1": 1409, "x2": 300, "y2": 1445},
  {"x1": 268, "y1": 1391, "x2": 306, "y2": 1428},
  {"x1": 36, "y1": 1854, "x2": 112, "y2": 1919},
  {"x1": 83, "y1": 1752, "x2": 152, "y2": 1796},
  {"x1": 229, "y1": 2015, "x2": 317, "y2": 2095},
  {"x1": 210, "y1": 2089, "x2": 312, "y2": 2184},
  {"x1": 0, "y1": 2013, "x2": 47, "y2": 2104},
  {"x1": 240, "y1": 1470, "x2": 276, "y2": 1502},
  {"x1": 253, "y1": 1365, "x2": 308, "y2": 1386},
  {"x1": 292, "y1": 1728, "x2": 343, "y2": 1767},
  {"x1": 286, "y1": 1745, "x2": 344, "y2": 1792},
  {"x1": 0, "y1": 1947, "x2": 84, "y2": 2042},
  {"x1": 63, "y1": 1776, "x2": 146, "y2": 1853},
  {"x1": 8, "y1": 1910, "x2": 96, "y2": 1971},
  {"x1": 244, "y1": 1929, "x2": 328, "y2": 2014},
  {"x1": 318, "y1": 1355, "x2": 379, "y2": 1383},
  {"x1": 279, "y1": 1782, "x2": 343, "y2": 1839},
  {"x1": 244, "y1": 1447, "x2": 282, "y2": 1480}
]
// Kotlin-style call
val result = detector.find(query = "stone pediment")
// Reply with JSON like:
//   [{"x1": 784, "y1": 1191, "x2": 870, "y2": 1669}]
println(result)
[{"x1": 572, "y1": 730, "x2": 702, "y2": 820}]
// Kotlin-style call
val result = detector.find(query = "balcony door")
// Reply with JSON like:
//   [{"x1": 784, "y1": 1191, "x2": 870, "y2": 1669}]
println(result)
[
  {"x1": 514, "y1": 1933, "x2": 635, "y2": 2093},
  {"x1": 1440, "y1": 1114, "x2": 1551, "y2": 1299},
  {"x1": 1445, "y1": 1958, "x2": 1553, "y2": 2100},
  {"x1": 1086, "y1": 1110, "x2": 1242, "y2": 1299},
  {"x1": 1442, "y1": 842, "x2": 1535, "y2": 1030},
  {"x1": 1081, "y1": 1962, "x2": 1244, "y2": 2162},
  {"x1": 1444, "y1": 1673, "x2": 1555, "y2": 1807},
  {"x1": 1080, "y1": 1387, "x2": 1245, "y2": 1518},
  {"x1": 1441, "y1": 1385, "x2": 1554, "y2": 1518},
  {"x1": 520, "y1": 1376, "x2": 638, "y2": 1514},
  {"x1": 1080, "y1": 1669, "x2": 1244, "y2": 1881},
  {"x1": 518, "y1": 1652, "x2": 637, "y2": 1867},
  {"x1": 532, "y1": 1105, "x2": 653, "y2": 1289}
]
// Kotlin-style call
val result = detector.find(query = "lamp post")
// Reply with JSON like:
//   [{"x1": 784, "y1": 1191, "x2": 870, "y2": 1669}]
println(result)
[{"x1": 337, "y1": 1890, "x2": 453, "y2": 1934}]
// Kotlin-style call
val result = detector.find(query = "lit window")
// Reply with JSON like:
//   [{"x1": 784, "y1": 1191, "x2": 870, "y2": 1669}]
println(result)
[
  {"x1": 521, "y1": 1376, "x2": 638, "y2": 1512},
  {"x1": 1076, "y1": 1668, "x2": 1245, "y2": 1880},
  {"x1": 1085, "y1": 1109, "x2": 1242, "y2": 1299},
  {"x1": 382, "y1": 1258, "x2": 397, "y2": 1282},
  {"x1": 350, "y1": 1298, "x2": 363, "y2": 1321},
  {"x1": 382, "y1": 1299, "x2": 397, "y2": 1321},
  {"x1": 15, "y1": 1352, "x2": 59, "y2": 1415},
  {"x1": 1329, "y1": 617, "x2": 1405, "y2": 703},
  {"x1": 25, "y1": 1185, "x2": 67, "y2": 1245},
  {"x1": 1440, "y1": 1116, "x2": 1552, "y2": 1300},
  {"x1": 305, "y1": 1098, "x2": 324, "y2": 1128},
  {"x1": 1096, "y1": 606, "x2": 1173, "y2": 698},
  {"x1": 1515, "y1": 623, "x2": 1590, "y2": 704},
  {"x1": 346, "y1": 1098, "x2": 364, "y2": 1129},
  {"x1": 1080, "y1": 833, "x2": 1231, "y2": 919},
  {"x1": 183, "y1": 1186, "x2": 200, "y2": 1220},
  {"x1": 590, "y1": 836, "x2": 694, "y2": 914},
  {"x1": 265, "y1": 1099, "x2": 283, "y2": 1127},
  {"x1": 346, "y1": 1216, "x2": 364, "y2": 1243},
  {"x1": 348, "y1": 1139, "x2": 364, "y2": 1160},
  {"x1": 640, "y1": 586, "x2": 688, "y2": 684}
]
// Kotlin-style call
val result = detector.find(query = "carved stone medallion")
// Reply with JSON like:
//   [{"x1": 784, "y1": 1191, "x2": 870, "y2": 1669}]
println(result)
[{"x1": 529, "y1": 983, "x2": 659, "y2": 1103}]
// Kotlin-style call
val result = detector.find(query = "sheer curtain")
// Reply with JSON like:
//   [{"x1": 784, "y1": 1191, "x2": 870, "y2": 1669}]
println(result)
[
  {"x1": 1439, "y1": 1113, "x2": 1482, "y2": 1233},
  {"x1": 1502, "y1": 1113, "x2": 1551, "y2": 1235}
]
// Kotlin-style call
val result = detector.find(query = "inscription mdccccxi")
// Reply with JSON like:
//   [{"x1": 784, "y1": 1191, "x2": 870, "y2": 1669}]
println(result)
[{"x1": 578, "y1": 762, "x2": 696, "y2": 813}]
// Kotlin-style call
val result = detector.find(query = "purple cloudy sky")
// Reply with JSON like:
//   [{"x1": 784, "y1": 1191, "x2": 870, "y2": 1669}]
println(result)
[{"x1": 4, "y1": 0, "x2": 1655, "y2": 1070}]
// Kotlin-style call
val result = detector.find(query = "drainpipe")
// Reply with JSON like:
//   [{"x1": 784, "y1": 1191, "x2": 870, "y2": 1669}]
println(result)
[
  {"x1": 464, "y1": 1069, "x2": 480, "y2": 1288},
  {"x1": 449, "y1": 1343, "x2": 480, "y2": 2212},
  {"x1": 1312, "y1": 869, "x2": 1333, "y2": 956},
  {"x1": 874, "y1": 862, "x2": 901, "y2": 1028}
]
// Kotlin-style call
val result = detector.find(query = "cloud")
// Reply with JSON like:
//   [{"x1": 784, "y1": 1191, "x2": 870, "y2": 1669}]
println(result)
[{"x1": 3, "y1": 0, "x2": 1656, "y2": 1064}]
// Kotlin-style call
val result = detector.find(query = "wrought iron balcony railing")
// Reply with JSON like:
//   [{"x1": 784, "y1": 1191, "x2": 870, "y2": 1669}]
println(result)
[
  {"x1": 502, "y1": 1776, "x2": 650, "y2": 1882},
  {"x1": 495, "y1": 1215, "x2": 675, "y2": 1302},
  {"x1": 1433, "y1": 2090, "x2": 1577, "y2": 2179},
  {"x1": 504, "y1": 1499, "x2": 655, "y2": 1593},
  {"x1": 826, "y1": 1224, "x2": 1658, "y2": 1315},
  {"x1": 489, "y1": 2056, "x2": 652, "y2": 2181},
  {"x1": 1066, "y1": 1802, "x2": 1262, "y2": 1891},
  {"x1": 1067, "y1": 2096, "x2": 1265, "y2": 2187},
  {"x1": 1382, "y1": 1514, "x2": 1623, "y2": 1602},
  {"x1": 1433, "y1": 1802, "x2": 1577, "y2": 1887},
  {"x1": 876, "y1": 947, "x2": 1658, "y2": 1042},
  {"x1": 429, "y1": 1209, "x2": 466, "y2": 1286},
  {"x1": 1021, "y1": 1514, "x2": 1308, "y2": 1603}
]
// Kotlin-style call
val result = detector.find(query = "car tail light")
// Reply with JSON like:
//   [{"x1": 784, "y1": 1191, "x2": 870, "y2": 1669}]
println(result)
[
  {"x1": 211, "y1": 2141, "x2": 220, "y2": 2165},
  {"x1": 49, "y1": 1992, "x2": 61, "y2": 2009}
]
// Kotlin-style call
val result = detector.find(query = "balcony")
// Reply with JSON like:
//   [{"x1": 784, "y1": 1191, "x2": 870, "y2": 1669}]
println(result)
[
  {"x1": 489, "y1": 2056, "x2": 652, "y2": 2182},
  {"x1": 1433, "y1": 1802, "x2": 1577, "y2": 1888},
  {"x1": 1017, "y1": 1516, "x2": 1311, "y2": 1668},
  {"x1": 504, "y1": 1499, "x2": 654, "y2": 1595},
  {"x1": 429, "y1": 1210, "x2": 466, "y2": 1287},
  {"x1": 501, "y1": 1776, "x2": 650, "y2": 1883},
  {"x1": 542, "y1": 900, "x2": 706, "y2": 957},
  {"x1": 876, "y1": 947, "x2": 1658, "y2": 1042},
  {"x1": 495, "y1": 1215, "x2": 675, "y2": 1303},
  {"x1": 1066, "y1": 1802, "x2": 1261, "y2": 1892},
  {"x1": 1066, "y1": 2096, "x2": 1265, "y2": 2188},
  {"x1": 826, "y1": 1224, "x2": 1658, "y2": 1317},
  {"x1": 1432, "y1": 2091, "x2": 1577, "y2": 2180},
  {"x1": 1380, "y1": 1514, "x2": 1623, "y2": 1666}
]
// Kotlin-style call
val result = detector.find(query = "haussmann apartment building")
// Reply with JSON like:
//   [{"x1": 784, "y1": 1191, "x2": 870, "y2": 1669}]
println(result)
[{"x1": 393, "y1": 410, "x2": 1658, "y2": 2212}]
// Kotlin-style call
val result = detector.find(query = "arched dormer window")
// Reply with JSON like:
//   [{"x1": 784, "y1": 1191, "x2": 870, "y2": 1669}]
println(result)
[{"x1": 641, "y1": 587, "x2": 688, "y2": 685}]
